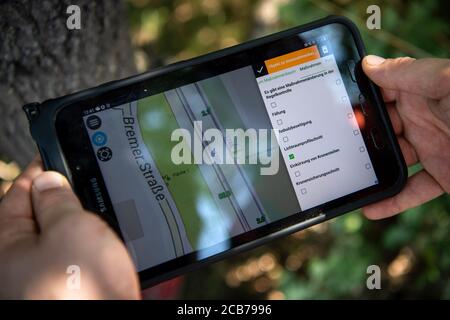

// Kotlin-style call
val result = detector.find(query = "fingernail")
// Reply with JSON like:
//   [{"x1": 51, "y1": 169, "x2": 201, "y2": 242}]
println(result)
[
  {"x1": 365, "y1": 55, "x2": 385, "y2": 66},
  {"x1": 33, "y1": 172, "x2": 64, "y2": 192}
]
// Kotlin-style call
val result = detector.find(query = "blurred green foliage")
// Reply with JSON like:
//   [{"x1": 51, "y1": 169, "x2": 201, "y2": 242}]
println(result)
[{"x1": 128, "y1": 0, "x2": 450, "y2": 299}]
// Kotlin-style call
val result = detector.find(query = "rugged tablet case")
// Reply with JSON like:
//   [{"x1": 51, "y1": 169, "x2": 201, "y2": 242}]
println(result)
[{"x1": 23, "y1": 15, "x2": 407, "y2": 288}]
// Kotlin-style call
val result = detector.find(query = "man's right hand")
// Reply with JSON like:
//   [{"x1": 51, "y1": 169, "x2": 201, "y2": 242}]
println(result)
[{"x1": 362, "y1": 56, "x2": 450, "y2": 220}]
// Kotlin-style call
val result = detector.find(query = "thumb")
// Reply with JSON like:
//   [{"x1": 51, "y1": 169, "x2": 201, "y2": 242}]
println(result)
[
  {"x1": 31, "y1": 171, "x2": 84, "y2": 231},
  {"x1": 362, "y1": 55, "x2": 450, "y2": 100}
]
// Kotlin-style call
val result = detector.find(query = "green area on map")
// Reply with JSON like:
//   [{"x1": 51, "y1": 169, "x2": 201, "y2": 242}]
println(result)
[{"x1": 137, "y1": 94, "x2": 221, "y2": 249}]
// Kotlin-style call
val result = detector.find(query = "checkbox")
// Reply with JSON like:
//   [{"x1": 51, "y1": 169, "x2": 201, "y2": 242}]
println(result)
[
  {"x1": 289, "y1": 154, "x2": 295, "y2": 160},
  {"x1": 347, "y1": 113, "x2": 353, "y2": 119},
  {"x1": 277, "y1": 119, "x2": 283, "y2": 125},
  {"x1": 353, "y1": 130, "x2": 359, "y2": 136},
  {"x1": 301, "y1": 188, "x2": 307, "y2": 195},
  {"x1": 283, "y1": 136, "x2": 289, "y2": 143},
  {"x1": 271, "y1": 102, "x2": 277, "y2": 108},
  {"x1": 359, "y1": 146, "x2": 365, "y2": 152},
  {"x1": 295, "y1": 171, "x2": 301, "y2": 177},
  {"x1": 365, "y1": 163, "x2": 372, "y2": 170},
  {"x1": 336, "y1": 79, "x2": 342, "y2": 85}
]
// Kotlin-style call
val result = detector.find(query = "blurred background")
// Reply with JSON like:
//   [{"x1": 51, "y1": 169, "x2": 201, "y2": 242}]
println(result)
[{"x1": 1, "y1": 0, "x2": 449, "y2": 299}]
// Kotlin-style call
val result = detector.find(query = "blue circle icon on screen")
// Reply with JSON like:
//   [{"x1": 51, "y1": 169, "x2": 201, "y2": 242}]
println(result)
[{"x1": 92, "y1": 132, "x2": 107, "y2": 146}]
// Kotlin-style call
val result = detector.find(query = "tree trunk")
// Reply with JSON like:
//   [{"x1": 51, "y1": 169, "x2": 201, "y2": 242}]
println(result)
[{"x1": 0, "y1": 0, "x2": 136, "y2": 168}]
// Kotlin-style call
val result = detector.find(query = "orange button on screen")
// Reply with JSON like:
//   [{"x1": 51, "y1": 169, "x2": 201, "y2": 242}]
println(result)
[{"x1": 264, "y1": 45, "x2": 320, "y2": 74}]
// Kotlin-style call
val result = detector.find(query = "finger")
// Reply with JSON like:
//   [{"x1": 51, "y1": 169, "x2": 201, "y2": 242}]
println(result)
[
  {"x1": 31, "y1": 171, "x2": 83, "y2": 231},
  {"x1": 380, "y1": 87, "x2": 397, "y2": 103},
  {"x1": 0, "y1": 156, "x2": 43, "y2": 220},
  {"x1": 386, "y1": 102, "x2": 403, "y2": 135},
  {"x1": 362, "y1": 170, "x2": 444, "y2": 220},
  {"x1": 397, "y1": 136, "x2": 418, "y2": 166},
  {"x1": 430, "y1": 96, "x2": 450, "y2": 131},
  {"x1": 362, "y1": 55, "x2": 450, "y2": 100}
]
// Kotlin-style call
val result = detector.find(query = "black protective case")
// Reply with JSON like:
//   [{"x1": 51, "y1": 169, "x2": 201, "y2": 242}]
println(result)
[{"x1": 23, "y1": 16, "x2": 407, "y2": 288}]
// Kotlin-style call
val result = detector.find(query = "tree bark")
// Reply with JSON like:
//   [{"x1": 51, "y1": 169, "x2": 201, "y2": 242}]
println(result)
[{"x1": 0, "y1": 0, "x2": 136, "y2": 167}]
